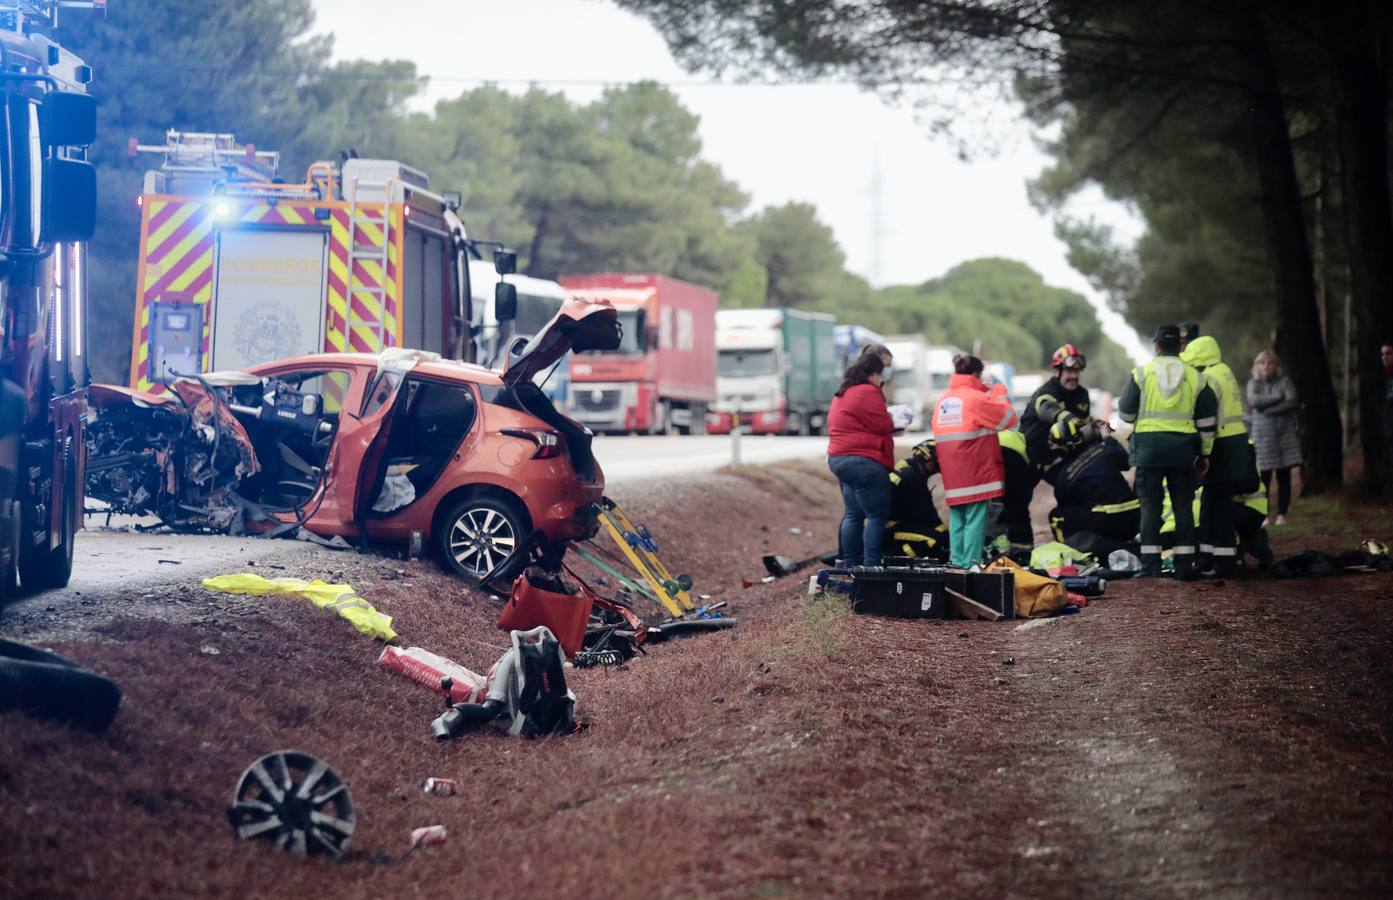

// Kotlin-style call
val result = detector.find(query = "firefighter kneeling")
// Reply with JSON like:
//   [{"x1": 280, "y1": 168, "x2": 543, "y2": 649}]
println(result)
[
  {"x1": 1044, "y1": 418, "x2": 1140, "y2": 555},
  {"x1": 884, "y1": 439, "x2": 949, "y2": 562},
  {"x1": 1161, "y1": 479, "x2": 1274, "y2": 572}
]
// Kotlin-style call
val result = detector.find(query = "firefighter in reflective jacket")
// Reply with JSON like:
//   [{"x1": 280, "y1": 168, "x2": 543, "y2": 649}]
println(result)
[
  {"x1": 1180, "y1": 335, "x2": 1250, "y2": 576},
  {"x1": 1045, "y1": 421, "x2": 1140, "y2": 548},
  {"x1": 931, "y1": 354, "x2": 1019, "y2": 568},
  {"x1": 1117, "y1": 325, "x2": 1218, "y2": 579},
  {"x1": 886, "y1": 439, "x2": 949, "y2": 561},
  {"x1": 1021, "y1": 343, "x2": 1092, "y2": 477}
]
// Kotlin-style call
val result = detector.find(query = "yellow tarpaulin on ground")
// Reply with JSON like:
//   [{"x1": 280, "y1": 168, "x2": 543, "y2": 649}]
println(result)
[
  {"x1": 202, "y1": 574, "x2": 397, "y2": 642},
  {"x1": 986, "y1": 557, "x2": 1068, "y2": 619}
]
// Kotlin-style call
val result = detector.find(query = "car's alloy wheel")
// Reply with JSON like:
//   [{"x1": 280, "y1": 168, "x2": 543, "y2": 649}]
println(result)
[{"x1": 445, "y1": 500, "x2": 522, "y2": 578}]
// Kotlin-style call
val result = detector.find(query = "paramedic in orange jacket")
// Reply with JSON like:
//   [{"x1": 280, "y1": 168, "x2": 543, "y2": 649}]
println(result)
[{"x1": 931, "y1": 354, "x2": 1020, "y2": 567}]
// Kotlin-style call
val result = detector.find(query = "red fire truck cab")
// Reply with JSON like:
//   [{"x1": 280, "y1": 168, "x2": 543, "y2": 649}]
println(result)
[{"x1": 0, "y1": 6, "x2": 99, "y2": 600}]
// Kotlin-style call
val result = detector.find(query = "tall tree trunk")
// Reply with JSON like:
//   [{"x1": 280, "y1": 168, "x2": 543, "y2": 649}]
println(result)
[
  {"x1": 1242, "y1": 12, "x2": 1345, "y2": 492},
  {"x1": 1334, "y1": 7, "x2": 1393, "y2": 496},
  {"x1": 525, "y1": 211, "x2": 550, "y2": 278}
]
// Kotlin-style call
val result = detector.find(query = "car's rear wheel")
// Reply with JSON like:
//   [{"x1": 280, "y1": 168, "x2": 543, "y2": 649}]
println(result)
[{"x1": 436, "y1": 495, "x2": 528, "y2": 581}]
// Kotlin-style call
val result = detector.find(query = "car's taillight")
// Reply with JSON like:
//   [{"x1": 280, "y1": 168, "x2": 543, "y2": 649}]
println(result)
[{"x1": 502, "y1": 428, "x2": 565, "y2": 459}]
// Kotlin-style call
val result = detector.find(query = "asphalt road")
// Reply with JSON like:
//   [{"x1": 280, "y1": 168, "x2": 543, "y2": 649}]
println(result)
[{"x1": 594, "y1": 433, "x2": 831, "y2": 482}]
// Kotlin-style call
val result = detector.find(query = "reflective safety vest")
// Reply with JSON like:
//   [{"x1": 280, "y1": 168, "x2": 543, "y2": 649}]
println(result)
[
  {"x1": 1180, "y1": 336, "x2": 1246, "y2": 440},
  {"x1": 998, "y1": 428, "x2": 1027, "y2": 460},
  {"x1": 1130, "y1": 357, "x2": 1203, "y2": 435},
  {"x1": 1204, "y1": 361, "x2": 1247, "y2": 439},
  {"x1": 1161, "y1": 487, "x2": 1266, "y2": 535}
]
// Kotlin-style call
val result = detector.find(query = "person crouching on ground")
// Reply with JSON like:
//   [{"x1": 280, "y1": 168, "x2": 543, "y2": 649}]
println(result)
[
  {"x1": 827, "y1": 348, "x2": 896, "y2": 567},
  {"x1": 931, "y1": 354, "x2": 1019, "y2": 568},
  {"x1": 886, "y1": 438, "x2": 950, "y2": 562}
]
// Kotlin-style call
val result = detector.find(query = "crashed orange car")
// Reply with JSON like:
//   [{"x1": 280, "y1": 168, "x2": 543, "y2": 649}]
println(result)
[{"x1": 86, "y1": 298, "x2": 621, "y2": 579}]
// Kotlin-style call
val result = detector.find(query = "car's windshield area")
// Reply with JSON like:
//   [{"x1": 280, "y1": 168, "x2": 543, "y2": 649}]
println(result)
[
  {"x1": 719, "y1": 348, "x2": 777, "y2": 377},
  {"x1": 583, "y1": 309, "x2": 644, "y2": 355}
]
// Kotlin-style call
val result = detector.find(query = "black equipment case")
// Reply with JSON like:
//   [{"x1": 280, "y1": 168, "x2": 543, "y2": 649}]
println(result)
[{"x1": 815, "y1": 567, "x2": 948, "y2": 619}]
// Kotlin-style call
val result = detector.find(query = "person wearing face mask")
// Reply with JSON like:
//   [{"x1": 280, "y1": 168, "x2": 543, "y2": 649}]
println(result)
[
  {"x1": 1021, "y1": 344, "x2": 1092, "y2": 480},
  {"x1": 826, "y1": 347, "x2": 896, "y2": 567}
]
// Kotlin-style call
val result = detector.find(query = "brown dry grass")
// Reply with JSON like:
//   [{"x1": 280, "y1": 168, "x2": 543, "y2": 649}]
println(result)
[{"x1": 0, "y1": 462, "x2": 1391, "y2": 898}]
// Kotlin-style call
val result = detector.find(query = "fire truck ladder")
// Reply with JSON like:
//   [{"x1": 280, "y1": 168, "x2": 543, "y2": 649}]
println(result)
[{"x1": 346, "y1": 176, "x2": 394, "y2": 352}]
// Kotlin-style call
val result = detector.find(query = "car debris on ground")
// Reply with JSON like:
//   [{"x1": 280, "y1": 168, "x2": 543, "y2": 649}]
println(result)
[
  {"x1": 429, "y1": 626, "x2": 578, "y2": 741},
  {"x1": 227, "y1": 751, "x2": 355, "y2": 859}
]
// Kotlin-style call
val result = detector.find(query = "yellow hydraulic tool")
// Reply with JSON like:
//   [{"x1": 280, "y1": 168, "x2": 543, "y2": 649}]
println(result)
[{"x1": 594, "y1": 497, "x2": 696, "y2": 618}]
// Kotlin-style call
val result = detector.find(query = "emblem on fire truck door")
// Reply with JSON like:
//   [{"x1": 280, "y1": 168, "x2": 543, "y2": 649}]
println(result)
[{"x1": 233, "y1": 301, "x2": 304, "y2": 364}]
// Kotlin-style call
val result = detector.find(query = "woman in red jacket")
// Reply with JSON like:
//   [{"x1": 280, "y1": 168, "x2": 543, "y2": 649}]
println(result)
[
  {"x1": 931, "y1": 354, "x2": 1020, "y2": 567},
  {"x1": 826, "y1": 348, "x2": 896, "y2": 566}
]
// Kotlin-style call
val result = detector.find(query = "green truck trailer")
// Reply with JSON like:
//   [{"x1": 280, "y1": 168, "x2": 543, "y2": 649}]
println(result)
[{"x1": 710, "y1": 308, "x2": 838, "y2": 435}]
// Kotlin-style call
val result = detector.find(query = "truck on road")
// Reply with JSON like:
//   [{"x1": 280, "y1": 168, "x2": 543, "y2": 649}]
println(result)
[
  {"x1": 708, "y1": 308, "x2": 838, "y2": 435},
  {"x1": 0, "y1": 2, "x2": 99, "y2": 599},
  {"x1": 561, "y1": 274, "x2": 717, "y2": 435},
  {"x1": 884, "y1": 335, "x2": 932, "y2": 431}
]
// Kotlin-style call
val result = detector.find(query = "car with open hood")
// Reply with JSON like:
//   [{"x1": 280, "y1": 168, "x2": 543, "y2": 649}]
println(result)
[{"x1": 86, "y1": 298, "x2": 623, "y2": 581}]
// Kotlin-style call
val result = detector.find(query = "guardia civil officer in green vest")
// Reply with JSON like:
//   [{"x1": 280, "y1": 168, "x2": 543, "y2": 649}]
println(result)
[
  {"x1": 1117, "y1": 324, "x2": 1218, "y2": 580},
  {"x1": 1181, "y1": 334, "x2": 1249, "y2": 576}
]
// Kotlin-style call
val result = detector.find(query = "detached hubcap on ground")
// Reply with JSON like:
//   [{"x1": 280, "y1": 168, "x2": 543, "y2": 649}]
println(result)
[{"x1": 449, "y1": 508, "x2": 517, "y2": 575}]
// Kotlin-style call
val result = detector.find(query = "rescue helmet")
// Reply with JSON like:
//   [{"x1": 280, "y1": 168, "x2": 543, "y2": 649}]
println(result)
[
  {"x1": 1362, "y1": 539, "x2": 1389, "y2": 558},
  {"x1": 1048, "y1": 417, "x2": 1085, "y2": 455},
  {"x1": 911, "y1": 438, "x2": 938, "y2": 468},
  {"x1": 1051, "y1": 343, "x2": 1087, "y2": 371}
]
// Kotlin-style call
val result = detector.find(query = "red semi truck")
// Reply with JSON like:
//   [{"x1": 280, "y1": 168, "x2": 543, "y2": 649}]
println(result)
[{"x1": 560, "y1": 274, "x2": 716, "y2": 435}]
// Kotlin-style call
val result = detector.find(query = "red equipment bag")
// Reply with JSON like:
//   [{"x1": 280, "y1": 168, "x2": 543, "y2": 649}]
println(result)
[{"x1": 497, "y1": 568, "x2": 592, "y2": 658}]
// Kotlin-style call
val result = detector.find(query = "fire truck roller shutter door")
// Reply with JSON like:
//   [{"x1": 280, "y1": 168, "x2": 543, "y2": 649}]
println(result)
[
  {"x1": 401, "y1": 227, "x2": 449, "y2": 355},
  {"x1": 211, "y1": 229, "x2": 329, "y2": 371}
]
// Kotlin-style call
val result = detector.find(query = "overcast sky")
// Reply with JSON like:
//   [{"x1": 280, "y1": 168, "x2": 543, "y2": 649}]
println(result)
[{"x1": 312, "y1": 0, "x2": 1148, "y2": 361}]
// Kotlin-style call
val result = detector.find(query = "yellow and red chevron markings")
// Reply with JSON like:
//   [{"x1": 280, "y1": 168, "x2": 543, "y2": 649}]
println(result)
[{"x1": 130, "y1": 197, "x2": 404, "y2": 390}]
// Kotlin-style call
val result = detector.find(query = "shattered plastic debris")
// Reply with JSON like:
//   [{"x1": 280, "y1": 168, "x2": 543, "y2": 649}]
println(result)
[
  {"x1": 421, "y1": 778, "x2": 459, "y2": 797},
  {"x1": 410, "y1": 825, "x2": 448, "y2": 848}
]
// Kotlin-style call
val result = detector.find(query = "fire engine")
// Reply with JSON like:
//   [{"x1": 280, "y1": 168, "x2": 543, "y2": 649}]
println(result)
[
  {"x1": 0, "y1": 0, "x2": 99, "y2": 600},
  {"x1": 126, "y1": 131, "x2": 517, "y2": 391}
]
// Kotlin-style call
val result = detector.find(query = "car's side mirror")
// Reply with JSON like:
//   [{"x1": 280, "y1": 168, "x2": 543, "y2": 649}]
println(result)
[
  {"x1": 495, "y1": 282, "x2": 518, "y2": 321},
  {"x1": 41, "y1": 92, "x2": 96, "y2": 147},
  {"x1": 42, "y1": 158, "x2": 96, "y2": 243},
  {"x1": 493, "y1": 247, "x2": 517, "y2": 276}
]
